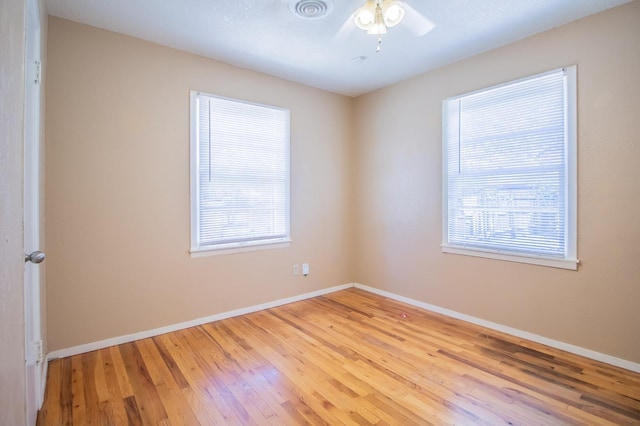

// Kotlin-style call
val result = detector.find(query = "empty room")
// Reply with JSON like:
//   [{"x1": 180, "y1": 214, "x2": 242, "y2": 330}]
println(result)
[{"x1": 2, "y1": 0, "x2": 640, "y2": 424}]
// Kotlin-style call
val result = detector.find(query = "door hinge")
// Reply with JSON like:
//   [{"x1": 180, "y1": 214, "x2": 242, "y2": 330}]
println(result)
[
  {"x1": 36, "y1": 339, "x2": 43, "y2": 364},
  {"x1": 34, "y1": 60, "x2": 41, "y2": 85}
]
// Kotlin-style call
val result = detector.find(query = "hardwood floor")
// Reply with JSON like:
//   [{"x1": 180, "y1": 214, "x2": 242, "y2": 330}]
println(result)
[{"x1": 38, "y1": 288, "x2": 640, "y2": 425}]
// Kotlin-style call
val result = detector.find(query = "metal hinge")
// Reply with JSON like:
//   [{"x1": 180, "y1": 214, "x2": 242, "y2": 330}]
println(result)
[
  {"x1": 36, "y1": 339, "x2": 43, "y2": 364},
  {"x1": 34, "y1": 60, "x2": 41, "y2": 84}
]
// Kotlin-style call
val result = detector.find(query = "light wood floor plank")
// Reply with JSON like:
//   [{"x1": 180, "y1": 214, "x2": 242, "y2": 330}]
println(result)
[
  {"x1": 69, "y1": 355, "x2": 85, "y2": 425},
  {"x1": 39, "y1": 288, "x2": 640, "y2": 425},
  {"x1": 101, "y1": 348, "x2": 129, "y2": 426}
]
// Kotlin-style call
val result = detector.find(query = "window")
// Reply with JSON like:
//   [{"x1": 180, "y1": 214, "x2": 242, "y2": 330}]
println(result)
[
  {"x1": 190, "y1": 92, "x2": 290, "y2": 255},
  {"x1": 442, "y1": 67, "x2": 577, "y2": 269}
]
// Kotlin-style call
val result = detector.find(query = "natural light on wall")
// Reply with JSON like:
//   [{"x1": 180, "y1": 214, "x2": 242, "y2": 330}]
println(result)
[{"x1": 442, "y1": 67, "x2": 578, "y2": 270}]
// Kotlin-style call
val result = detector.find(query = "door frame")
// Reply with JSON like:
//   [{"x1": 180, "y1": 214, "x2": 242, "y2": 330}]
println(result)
[{"x1": 23, "y1": 0, "x2": 44, "y2": 422}]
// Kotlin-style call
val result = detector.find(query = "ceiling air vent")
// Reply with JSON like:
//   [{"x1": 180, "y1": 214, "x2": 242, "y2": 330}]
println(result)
[{"x1": 290, "y1": 0, "x2": 333, "y2": 19}]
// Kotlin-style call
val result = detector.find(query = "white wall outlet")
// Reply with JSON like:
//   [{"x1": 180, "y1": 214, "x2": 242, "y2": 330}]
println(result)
[
  {"x1": 302, "y1": 263, "x2": 309, "y2": 276},
  {"x1": 293, "y1": 264, "x2": 299, "y2": 275}
]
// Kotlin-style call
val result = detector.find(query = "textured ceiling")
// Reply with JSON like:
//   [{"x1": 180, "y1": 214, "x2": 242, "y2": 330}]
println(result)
[{"x1": 47, "y1": 0, "x2": 632, "y2": 97}]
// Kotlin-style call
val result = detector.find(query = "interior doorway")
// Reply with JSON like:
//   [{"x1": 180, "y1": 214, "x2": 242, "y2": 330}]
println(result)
[{"x1": 23, "y1": 0, "x2": 44, "y2": 423}]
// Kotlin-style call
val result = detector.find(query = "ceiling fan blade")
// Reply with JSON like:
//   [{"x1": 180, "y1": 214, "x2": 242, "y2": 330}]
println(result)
[
  {"x1": 401, "y1": 2, "x2": 435, "y2": 37},
  {"x1": 333, "y1": 12, "x2": 357, "y2": 42}
]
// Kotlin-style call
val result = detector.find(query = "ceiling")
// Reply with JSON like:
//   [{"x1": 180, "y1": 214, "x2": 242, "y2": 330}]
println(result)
[{"x1": 46, "y1": 0, "x2": 632, "y2": 97}]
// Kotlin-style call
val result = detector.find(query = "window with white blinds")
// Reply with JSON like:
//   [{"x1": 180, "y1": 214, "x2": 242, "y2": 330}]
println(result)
[
  {"x1": 190, "y1": 92, "x2": 290, "y2": 254},
  {"x1": 442, "y1": 67, "x2": 577, "y2": 269}
]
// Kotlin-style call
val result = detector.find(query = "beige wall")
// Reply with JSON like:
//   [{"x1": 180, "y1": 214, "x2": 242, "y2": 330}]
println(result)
[
  {"x1": 0, "y1": 0, "x2": 27, "y2": 422},
  {"x1": 45, "y1": 18, "x2": 354, "y2": 351},
  {"x1": 47, "y1": 2, "x2": 640, "y2": 366},
  {"x1": 353, "y1": 1, "x2": 640, "y2": 363}
]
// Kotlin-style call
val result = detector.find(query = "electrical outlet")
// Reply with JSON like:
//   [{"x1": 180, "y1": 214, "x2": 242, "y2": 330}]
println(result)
[
  {"x1": 302, "y1": 263, "x2": 309, "y2": 276},
  {"x1": 293, "y1": 264, "x2": 299, "y2": 275}
]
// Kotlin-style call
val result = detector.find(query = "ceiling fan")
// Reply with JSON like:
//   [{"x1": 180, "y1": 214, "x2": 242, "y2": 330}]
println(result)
[
  {"x1": 337, "y1": 0, "x2": 435, "y2": 52},
  {"x1": 288, "y1": 0, "x2": 434, "y2": 52}
]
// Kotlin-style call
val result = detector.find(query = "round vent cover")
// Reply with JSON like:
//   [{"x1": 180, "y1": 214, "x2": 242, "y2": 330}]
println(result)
[{"x1": 290, "y1": 0, "x2": 333, "y2": 19}]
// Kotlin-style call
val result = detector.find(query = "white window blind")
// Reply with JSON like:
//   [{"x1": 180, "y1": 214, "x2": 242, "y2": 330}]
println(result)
[
  {"x1": 443, "y1": 67, "x2": 577, "y2": 269},
  {"x1": 190, "y1": 92, "x2": 290, "y2": 253}
]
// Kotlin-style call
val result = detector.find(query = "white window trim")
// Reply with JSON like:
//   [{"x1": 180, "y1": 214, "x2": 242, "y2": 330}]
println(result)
[
  {"x1": 189, "y1": 91, "x2": 291, "y2": 257},
  {"x1": 441, "y1": 66, "x2": 578, "y2": 270},
  {"x1": 190, "y1": 240, "x2": 291, "y2": 257}
]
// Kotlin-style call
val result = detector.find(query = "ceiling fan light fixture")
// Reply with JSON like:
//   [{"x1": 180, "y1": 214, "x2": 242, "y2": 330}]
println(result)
[
  {"x1": 382, "y1": 1, "x2": 404, "y2": 27},
  {"x1": 367, "y1": 4, "x2": 387, "y2": 35},
  {"x1": 354, "y1": 0, "x2": 404, "y2": 34},
  {"x1": 354, "y1": 5, "x2": 375, "y2": 30}
]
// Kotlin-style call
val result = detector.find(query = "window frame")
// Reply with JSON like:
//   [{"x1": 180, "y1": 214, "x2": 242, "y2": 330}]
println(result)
[
  {"x1": 441, "y1": 66, "x2": 578, "y2": 270},
  {"x1": 189, "y1": 91, "x2": 291, "y2": 257}
]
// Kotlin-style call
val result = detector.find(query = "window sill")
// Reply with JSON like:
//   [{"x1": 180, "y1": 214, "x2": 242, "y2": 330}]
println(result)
[
  {"x1": 441, "y1": 244, "x2": 579, "y2": 270},
  {"x1": 191, "y1": 239, "x2": 291, "y2": 257}
]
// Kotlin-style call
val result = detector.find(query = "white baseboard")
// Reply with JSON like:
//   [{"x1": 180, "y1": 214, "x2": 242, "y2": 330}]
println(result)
[
  {"x1": 46, "y1": 281, "x2": 640, "y2": 374},
  {"x1": 46, "y1": 283, "x2": 354, "y2": 360},
  {"x1": 354, "y1": 283, "x2": 640, "y2": 374}
]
